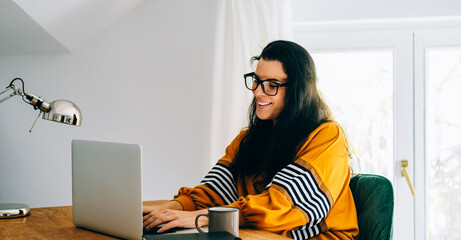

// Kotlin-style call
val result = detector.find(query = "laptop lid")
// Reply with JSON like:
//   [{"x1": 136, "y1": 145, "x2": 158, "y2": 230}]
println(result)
[{"x1": 72, "y1": 139, "x2": 143, "y2": 239}]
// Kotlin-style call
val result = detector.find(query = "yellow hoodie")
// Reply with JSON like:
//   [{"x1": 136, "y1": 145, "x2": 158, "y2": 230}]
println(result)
[{"x1": 174, "y1": 122, "x2": 358, "y2": 239}]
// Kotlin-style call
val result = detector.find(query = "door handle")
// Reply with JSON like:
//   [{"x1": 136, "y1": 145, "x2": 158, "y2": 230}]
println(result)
[{"x1": 401, "y1": 160, "x2": 416, "y2": 197}]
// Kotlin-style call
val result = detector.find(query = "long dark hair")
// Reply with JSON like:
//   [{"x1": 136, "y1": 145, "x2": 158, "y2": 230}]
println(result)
[{"x1": 229, "y1": 40, "x2": 332, "y2": 192}]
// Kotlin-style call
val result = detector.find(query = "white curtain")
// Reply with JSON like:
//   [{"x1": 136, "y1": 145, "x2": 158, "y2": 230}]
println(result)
[{"x1": 209, "y1": 0, "x2": 293, "y2": 168}]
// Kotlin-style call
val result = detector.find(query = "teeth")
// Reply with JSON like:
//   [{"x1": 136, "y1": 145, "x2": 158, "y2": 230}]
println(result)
[{"x1": 258, "y1": 102, "x2": 271, "y2": 106}]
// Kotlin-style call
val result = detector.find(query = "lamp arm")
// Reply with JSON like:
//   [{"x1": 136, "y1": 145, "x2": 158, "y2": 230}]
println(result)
[
  {"x1": 22, "y1": 93, "x2": 51, "y2": 112},
  {"x1": 0, "y1": 85, "x2": 22, "y2": 104},
  {"x1": 1, "y1": 80, "x2": 51, "y2": 112}
]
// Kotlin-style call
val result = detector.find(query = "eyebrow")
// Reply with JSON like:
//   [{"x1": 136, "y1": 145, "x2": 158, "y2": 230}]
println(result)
[{"x1": 253, "y1": 73, "x2": 286, "y2": 83}]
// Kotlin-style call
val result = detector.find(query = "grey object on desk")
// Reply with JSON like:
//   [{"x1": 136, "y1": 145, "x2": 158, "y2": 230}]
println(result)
[
  {"x1": 195, "y1": 207, "x2": 239, "y2": 237},
  {"x1": 0, "y1": 203, "x2": 30, "y2": 219}
]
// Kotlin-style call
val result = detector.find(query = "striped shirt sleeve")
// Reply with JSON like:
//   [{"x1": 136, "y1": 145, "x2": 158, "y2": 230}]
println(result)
[
  {"x1": 173, "y1": 160, "x2": 238, "y2": 210},
  {"x1": 268, "y1": 159, "x2": 333, "y2": 239},
  {"x1": 200, "y1": 160, "x2": 238, "y2": 205}
]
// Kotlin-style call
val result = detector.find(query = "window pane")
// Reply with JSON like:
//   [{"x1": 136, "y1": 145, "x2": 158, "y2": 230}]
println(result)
[
  {"x1": 312, "y1": 51, "x2": 393, "y2": 179},
  {"x1": 427, "y1": 48, "x2": 461, "y2": 239}
]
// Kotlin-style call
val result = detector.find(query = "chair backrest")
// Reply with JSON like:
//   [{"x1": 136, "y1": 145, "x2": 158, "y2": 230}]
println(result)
[{"x1": 349, "y1": 174, "x2": 394, "y2": 240}]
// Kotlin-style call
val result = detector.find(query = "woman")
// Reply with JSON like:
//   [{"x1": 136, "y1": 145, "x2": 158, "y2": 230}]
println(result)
[{"x1": 143, "y1": 40, "x2": 359, "y2": 239}]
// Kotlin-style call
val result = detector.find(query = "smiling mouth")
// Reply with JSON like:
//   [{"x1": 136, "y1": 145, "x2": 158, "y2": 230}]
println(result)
[{"x1": 257, "y1": 101, "x2": 272, "y2": 106}]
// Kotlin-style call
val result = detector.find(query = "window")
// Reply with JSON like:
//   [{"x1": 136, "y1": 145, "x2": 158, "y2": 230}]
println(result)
[
  {"x1": 426, "y1": 48, "x2": 461, "y2": 239},
  {"x1": 313, "y1": 51, "x2": 393, "y2": 179}
]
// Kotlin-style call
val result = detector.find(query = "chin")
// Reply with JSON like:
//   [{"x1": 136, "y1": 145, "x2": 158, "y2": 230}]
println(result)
[{"x1": 256, "y1": 113, "x2": 273, "y2": 121}]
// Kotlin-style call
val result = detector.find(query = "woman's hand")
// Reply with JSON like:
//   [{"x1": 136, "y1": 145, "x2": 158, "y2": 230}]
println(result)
[
  {"x1": 142, "y1": 200, "x2": 208, "y2": 233},
  {"x1": 143, "y1": 200, "x2": 183, "y2": 213},
  {"x1": 143, "y1": 208, "x2": 208, "y2": 233}
]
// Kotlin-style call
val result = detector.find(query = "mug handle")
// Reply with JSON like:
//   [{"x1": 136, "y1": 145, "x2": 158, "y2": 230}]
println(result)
[{"x1": 195, "y1": 213, "x2": 208, "y2": 233}]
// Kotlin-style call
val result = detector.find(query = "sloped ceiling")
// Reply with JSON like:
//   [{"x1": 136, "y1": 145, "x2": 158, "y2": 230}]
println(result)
[
  {"x1": 0, "y1": 0, "x2": 144, "y2": 55},
  {"x1": 0, "y1": 0, "x2": 67, "y2": 55}
]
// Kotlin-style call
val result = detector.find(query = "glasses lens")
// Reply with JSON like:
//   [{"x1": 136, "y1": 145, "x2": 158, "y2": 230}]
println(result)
[
  {"x1": 261, "y1": 81, "x2": 278, "y2": 96},
  {"x1": 245, "y1": 74, "x2": 257, "y2": 90},
  {"x1": 244, "y1": 74, "x2": 280, "y2": 96}
]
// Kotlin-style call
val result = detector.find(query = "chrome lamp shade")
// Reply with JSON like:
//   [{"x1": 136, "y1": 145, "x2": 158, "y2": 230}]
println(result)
[{"x1": 43, "y1": 100, "x2": 82, "y2": 126}]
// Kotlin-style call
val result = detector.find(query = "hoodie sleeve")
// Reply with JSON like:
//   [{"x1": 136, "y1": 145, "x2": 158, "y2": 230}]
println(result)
[{"x1": 173, "y1": 130, "x2": 246, "y2": 210}]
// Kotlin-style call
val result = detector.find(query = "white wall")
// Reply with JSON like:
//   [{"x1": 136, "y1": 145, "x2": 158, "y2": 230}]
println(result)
[
  {"x1": 292, "y1": 0, "x2": 461, "y2": 22},
  {"x1": 0, "y1": 0, "x2": 217, "y2": 207}
]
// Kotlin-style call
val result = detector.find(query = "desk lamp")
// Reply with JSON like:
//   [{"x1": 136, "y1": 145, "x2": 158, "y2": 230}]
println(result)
[{"x1": 0, "y1": 78, "x2": 82, "y2": 218}]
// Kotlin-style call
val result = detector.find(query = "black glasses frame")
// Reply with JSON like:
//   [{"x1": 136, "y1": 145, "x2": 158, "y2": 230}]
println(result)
[{"x1": 244, "y1": 72, "x2": 288, "y2": 96}]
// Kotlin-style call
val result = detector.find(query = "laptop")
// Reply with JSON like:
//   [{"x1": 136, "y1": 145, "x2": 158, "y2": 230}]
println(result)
[
  {"x1": 71, "y1": 139, "x2": 226, "y2": 240},
  {"x1": 72, "y1": 139, "x2": 143, "y2": 239}
]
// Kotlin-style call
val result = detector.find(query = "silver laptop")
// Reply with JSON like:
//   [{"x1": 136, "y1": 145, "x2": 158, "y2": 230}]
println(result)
[{"x1": 72, "y1": 139, "x2": 143, "y2": 239}]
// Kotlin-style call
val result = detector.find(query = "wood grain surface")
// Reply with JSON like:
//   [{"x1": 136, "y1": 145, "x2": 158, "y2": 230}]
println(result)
[{"x1": 0, "y1": 201, "x2": 290, "y2": 240}]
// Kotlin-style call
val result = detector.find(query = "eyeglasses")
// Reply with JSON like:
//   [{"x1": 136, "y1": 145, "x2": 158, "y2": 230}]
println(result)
[{"x1": 244, "y1": 72, "x2": 288, "y2": 96}]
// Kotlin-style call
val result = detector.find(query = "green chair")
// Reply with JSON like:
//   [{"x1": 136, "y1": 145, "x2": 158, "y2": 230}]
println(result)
[{"x1": 349, "y1": 174, "x2": 394, "y2": 240}]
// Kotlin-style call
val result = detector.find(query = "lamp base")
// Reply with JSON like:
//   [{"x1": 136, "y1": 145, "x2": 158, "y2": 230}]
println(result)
[{"x1": 0, "y1": 203, "x2": 30, "y2": 219}]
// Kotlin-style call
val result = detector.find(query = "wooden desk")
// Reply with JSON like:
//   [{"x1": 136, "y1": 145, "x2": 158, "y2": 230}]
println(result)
[{"x1": 0, "y1": 201, "x2": 290, "y2": 240}]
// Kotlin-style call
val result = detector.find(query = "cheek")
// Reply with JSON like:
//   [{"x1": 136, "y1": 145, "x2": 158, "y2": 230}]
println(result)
[
  {"x1": 277, "y1": 92, "x2": 287, "y2": 108},
  {"x1": 274, "y1": 94, "x2": 286, "y2": 114},
  {"x1": 276, "y1": 101, "x2": 285, "y2": 114}
]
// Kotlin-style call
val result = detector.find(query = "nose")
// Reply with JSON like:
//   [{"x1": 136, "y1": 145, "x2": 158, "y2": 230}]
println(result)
[{"x1": 253, "y1": 84, "x2": 265, "y2": 97}]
